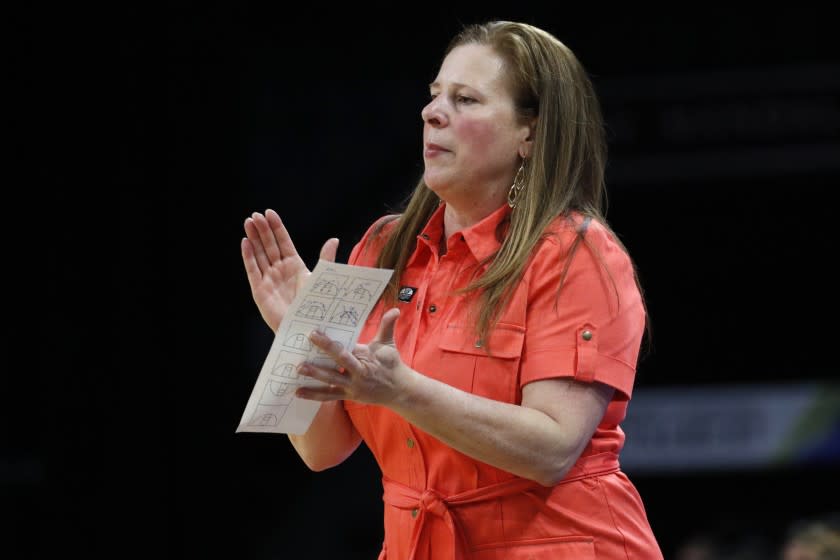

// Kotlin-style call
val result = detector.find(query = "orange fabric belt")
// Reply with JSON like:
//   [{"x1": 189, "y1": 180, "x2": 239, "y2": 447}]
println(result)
[{"x1": 381, "y1": 452, "x2": 620, "y2": 560}]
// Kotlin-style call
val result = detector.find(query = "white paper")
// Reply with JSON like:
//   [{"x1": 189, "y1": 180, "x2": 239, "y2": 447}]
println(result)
[{"x1": 236, "y1": 260, "x2": 393, "y2": 435}]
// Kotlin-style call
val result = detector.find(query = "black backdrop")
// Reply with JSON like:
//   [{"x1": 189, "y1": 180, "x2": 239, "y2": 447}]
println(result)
[{"x1": 11, "y1": 5, "x2": 839, "y2": 559}]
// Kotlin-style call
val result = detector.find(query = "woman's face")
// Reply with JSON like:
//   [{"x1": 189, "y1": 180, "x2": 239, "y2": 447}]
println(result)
[{"x1": 421, "y1": 43, "x2": 531, "y2": 209}]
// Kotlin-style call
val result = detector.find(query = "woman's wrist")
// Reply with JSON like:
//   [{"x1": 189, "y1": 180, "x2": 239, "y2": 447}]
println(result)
[{"x1": 389, "y1": 364, "x2": 424, "y2": 411}]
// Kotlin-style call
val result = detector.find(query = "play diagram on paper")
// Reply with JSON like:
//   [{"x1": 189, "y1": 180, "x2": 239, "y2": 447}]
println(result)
[{"x1": 237, "y1": 260, "x2": 393, "y2": 435}]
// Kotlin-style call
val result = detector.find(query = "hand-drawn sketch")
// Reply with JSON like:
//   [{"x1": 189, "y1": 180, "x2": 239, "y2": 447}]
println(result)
[
  {"x1": 237, "y1": 260, "x2": 393, "y2": 435},
  {"x1": 248, "y1": 404, "x2": 286, "y2": 427},
  {"x1": 271, "y1": 352, "x2": 305, "y2": 380},
  {"x1": 311, "y1": 273, "x2": 348, "y2": 297},
  {"x1": 284, "y1": 321, "x2": 321, "y2": 352},
  {"x1": 328, "y1": 301, "x2": 365, "y2": 327},
  {"x1": 261, "y1": 380, "x2": 294, "y2": 405},
  {"x1": 342, "y1": 279, "x2": 383, "y2": 302},
  {"x1": 295, "y1": 295, "x2": 333, "y2": 321}
]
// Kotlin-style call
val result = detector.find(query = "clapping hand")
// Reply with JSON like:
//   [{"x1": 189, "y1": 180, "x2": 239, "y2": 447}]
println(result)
[{"x1": 241, "y1": 209, "x2": 339, "y2": 331}]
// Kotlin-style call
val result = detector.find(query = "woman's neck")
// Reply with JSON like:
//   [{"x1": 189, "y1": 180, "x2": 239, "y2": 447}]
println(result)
[{"x1": 442, "y1": 192, "x2": 506, "y2": 239}]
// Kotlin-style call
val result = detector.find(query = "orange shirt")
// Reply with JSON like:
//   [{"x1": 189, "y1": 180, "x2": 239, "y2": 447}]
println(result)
[{"x1": 345, "y1": 203, "x2": 662, "y2": 559}]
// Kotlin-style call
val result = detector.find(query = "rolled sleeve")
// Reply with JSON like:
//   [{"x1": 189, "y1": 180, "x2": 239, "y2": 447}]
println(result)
[{"x1": 519, "y1": 221, "x2": 645, "y2": 400}]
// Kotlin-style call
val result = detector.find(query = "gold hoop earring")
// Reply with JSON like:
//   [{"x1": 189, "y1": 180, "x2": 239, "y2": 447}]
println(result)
[{"x1": 507, "y1": 160, "x2": 526, "y2": 209}]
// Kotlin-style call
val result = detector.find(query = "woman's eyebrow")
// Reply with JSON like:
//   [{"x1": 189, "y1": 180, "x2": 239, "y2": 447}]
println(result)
[{"x1": 428, "y1": 81, "x2": 472, "y2": 90}]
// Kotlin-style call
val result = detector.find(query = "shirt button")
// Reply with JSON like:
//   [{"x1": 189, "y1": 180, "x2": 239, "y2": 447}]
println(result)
[
  {"x1": 428, "y1": 304, "x2": 437, "y2": 313},
  {"x1": 474, "y1": 340, "x2": 482, "y2": 348},
  {"x1": 581, "y1": 330, "x2": 593, "y2": 341},
  {"x1": 406, "y1": 438, "x2": 415, "y2": 449},
  {"x1": 411, "y1": 508, "x2": 419, "y2": 518}
]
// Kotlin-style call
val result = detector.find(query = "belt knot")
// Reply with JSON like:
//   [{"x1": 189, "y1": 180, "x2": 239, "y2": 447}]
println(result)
[{"x1": 419, "y1": 489, "x2": 447, "y2": 517}]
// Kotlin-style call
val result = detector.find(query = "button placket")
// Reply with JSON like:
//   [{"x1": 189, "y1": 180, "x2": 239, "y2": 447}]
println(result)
[{"x1": 407, "y1": 259, "x2": 434, "y2": 361}]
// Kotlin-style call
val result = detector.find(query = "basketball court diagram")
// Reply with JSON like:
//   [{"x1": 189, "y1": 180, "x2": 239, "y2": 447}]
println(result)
[
  {"x1": 262, "y1": 379, "x2": 294, "y2": 405},
  {"x1": 341, "y1": 278, "x2": 383, "y2": 303},
  {"x1": 312, "y1": 273, "x2": 346, "y2": 297},
  {"x1": 270, "y1": 351, "x2": 306, "y2": 380},
  {"x1": 329, "y1": 302, "x2": 361, "y2": 326},
  {"x1": 295, "y1": 295, "x2": 331, "y2": 320},
  {"x1": 248, "y1": 406, "x2": 283, "y2": 427},
  {"x1": 283, "y1": 322, "x2": 317, "y2": 352}
]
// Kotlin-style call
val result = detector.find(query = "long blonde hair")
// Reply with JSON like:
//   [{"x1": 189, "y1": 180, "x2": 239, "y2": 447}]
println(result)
[{"x1": 375, "y1": 21, "x2": 643, "y2": 343}]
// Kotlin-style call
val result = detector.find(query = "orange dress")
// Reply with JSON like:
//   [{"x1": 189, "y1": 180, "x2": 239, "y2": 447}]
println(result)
[{"x1": 344, "y1": 203, "x2": 662, "y2": 559}]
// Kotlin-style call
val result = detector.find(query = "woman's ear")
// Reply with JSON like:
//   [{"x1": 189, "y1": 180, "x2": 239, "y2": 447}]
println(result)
[{"x1": 519, "y1": 118, "x2": 537, "y2": 159}]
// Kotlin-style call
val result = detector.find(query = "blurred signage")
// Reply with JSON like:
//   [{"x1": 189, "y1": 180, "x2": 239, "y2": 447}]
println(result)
[{"x1": 621, "y1": 382, "x2": 840, "y2": 473}]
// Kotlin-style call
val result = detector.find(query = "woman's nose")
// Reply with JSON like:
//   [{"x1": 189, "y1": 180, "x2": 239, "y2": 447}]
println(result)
[{"x1": 421, "y1": 97, "x2": 448, "y2": 128}]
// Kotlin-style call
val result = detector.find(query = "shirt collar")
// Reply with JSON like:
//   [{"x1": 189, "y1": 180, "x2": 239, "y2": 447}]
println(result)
[
  {"x1": 461, "y1": 203, "x2": 511, "y2": 262},
  {"x1": 416, "y1": 203, "x2": 446, "y2": 251},
  {"x1": 415, "y1": 202, "x2": 511, "y2": 263}
]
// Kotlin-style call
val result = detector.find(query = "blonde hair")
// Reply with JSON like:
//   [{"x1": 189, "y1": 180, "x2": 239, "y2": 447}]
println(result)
[{"x1": 375, "y1": 21, "x2": 643, "y2": 343}]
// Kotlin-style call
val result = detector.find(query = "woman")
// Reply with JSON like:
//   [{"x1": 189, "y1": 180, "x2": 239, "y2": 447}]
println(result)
[{"x1": 242, "y1": 20, "x2": 662, "y2": 560}]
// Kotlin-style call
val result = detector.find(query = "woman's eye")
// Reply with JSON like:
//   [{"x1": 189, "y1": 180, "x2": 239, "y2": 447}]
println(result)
[{"x1": 456, "y1": 95, "x2": 476, "y2": 104}]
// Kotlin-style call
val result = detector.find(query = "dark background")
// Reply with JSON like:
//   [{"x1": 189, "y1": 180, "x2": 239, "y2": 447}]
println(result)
[{"x1": 10, "y1": 4, "x2": 839, "y2": 559}]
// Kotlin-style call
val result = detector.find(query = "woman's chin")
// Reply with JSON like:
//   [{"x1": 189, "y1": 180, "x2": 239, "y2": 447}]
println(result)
[{"x1": 423, "y1": 173, "x2": 451, "y2": 196}]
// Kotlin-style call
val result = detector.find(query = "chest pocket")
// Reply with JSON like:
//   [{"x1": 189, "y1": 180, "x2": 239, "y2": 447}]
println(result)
[{"x1": 438, "y1": 322, "x2": 525, "y2": 404}]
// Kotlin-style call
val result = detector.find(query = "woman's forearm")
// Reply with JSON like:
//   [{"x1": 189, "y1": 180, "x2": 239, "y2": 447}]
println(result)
[
  {"x1": 288, "y1": 401, "x2": 362, "y2": 471},
  {"x1": 391, "y1": 371, "x2": 595, "y2": 486}
]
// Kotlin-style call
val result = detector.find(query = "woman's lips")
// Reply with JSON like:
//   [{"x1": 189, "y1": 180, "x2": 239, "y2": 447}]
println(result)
[{"x1": 424, "y1": 143, "x2": 450, "y2": 158}]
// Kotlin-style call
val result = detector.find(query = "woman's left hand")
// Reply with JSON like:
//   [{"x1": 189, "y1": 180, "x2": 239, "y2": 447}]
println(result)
[{"x1": 296, "y1": 308, "x2": 411, "y2": 406}]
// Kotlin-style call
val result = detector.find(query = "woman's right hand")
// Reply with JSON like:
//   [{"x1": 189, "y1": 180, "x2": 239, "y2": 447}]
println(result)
[{"x1": 241, "y1": 209, "x2": 338, "y2": 332}]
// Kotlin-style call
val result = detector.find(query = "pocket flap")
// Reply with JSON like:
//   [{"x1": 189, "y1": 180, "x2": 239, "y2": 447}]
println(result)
[{"x1": 439, "y1": 323, "x2": 525, "y2": 359}]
